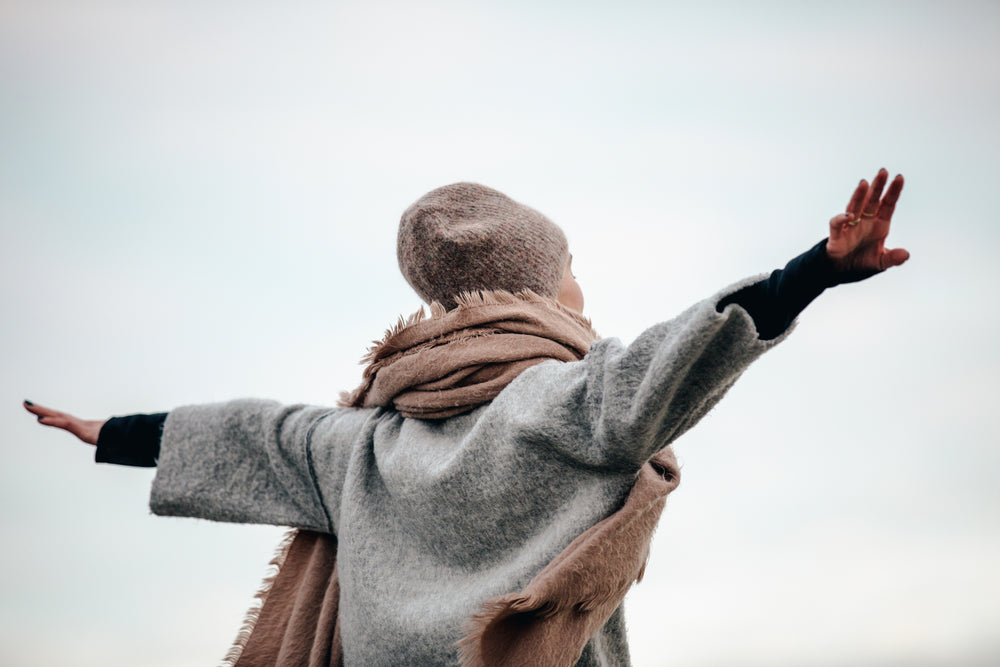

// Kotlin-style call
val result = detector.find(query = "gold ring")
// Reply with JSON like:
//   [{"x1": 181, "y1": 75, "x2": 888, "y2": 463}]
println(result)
[
  {"x1": 861, "y1": 211, "x2": 877, "y2": 218},
  {"x1": 847, "y1": 217, "x2": 860, "y2": 227}
]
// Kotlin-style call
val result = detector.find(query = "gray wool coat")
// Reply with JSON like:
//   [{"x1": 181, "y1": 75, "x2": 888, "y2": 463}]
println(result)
[{"x1": 150, "y1": 278, "x2": 788, "y2": 666}]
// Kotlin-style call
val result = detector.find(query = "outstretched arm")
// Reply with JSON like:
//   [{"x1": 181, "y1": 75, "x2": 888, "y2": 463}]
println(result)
[
  {"x1": 25, "y1": 396, "x2": 350, "y2": 532},
  {"x1": 718, "y1": 168, "x2": 910, "y2": 339}
]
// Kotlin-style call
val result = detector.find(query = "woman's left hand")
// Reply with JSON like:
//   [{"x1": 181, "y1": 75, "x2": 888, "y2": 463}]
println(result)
[{"x1": 827, "y1": 168, "x2": 910, "y2": 274}]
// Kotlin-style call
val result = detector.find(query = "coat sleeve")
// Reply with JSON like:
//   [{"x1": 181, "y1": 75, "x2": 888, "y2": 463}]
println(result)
[
  {"x1": 150, "y1": 399, "x2": 360, "y2": 534},
  {"x1": 502, "y1": 277, "x2": 791, "y2": 471}
]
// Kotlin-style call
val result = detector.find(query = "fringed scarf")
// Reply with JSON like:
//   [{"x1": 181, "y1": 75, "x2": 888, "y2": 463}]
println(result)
[{"x1": 225, "y1": 291, "x2": 680, "y2": 667}]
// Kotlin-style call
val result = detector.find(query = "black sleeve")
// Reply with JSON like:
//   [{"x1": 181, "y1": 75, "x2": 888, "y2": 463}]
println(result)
[
  {"x1": 95, "y1": 413, "x2": 167, "y2": 467},
  {"x1": 717, "y1": 238, "x2": 873, "y2": 340}
]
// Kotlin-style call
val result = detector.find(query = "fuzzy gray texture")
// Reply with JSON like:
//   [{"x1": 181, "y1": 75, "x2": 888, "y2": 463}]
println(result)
[{"x1": 151, "y1": 278, "x2": 789, "y2": 666}]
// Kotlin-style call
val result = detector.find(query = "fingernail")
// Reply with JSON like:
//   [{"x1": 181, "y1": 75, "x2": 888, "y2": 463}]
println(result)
[
  {"x1": 37, "y1": 416, "x2": 44, "y2": 422},
  {"x1": 24, "y1": 400, "x2": 34, "y2": 406}
]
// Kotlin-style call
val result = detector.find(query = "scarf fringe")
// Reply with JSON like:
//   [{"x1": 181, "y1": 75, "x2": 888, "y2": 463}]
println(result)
[
  {"x1": 368, "y1": 289, "x2": 594, "y2": 366},
  {"x1": 457, "y1": 594, "x2": 595, "y2": 667},
  {"x1": 457, "y1": 450, "x2": 679, "y2": 667},
  {"x1": 448, "y1": 289, "x2": 594, "y2": 330},
  {"x1": 457, "y1": 595, "x2": 547, "y2": 667},
  {"x1": 338, "y1": 289, "x2": 596, "y2": 409},
  {"x1": 220, "y1": 528, "x2": 300, "y2": 667},
  {"x1": 457, "y1": 555, "x2": 654, "y2": 667}
]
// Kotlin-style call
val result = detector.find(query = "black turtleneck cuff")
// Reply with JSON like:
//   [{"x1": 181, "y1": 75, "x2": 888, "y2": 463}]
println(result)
[
  {"x1": 718, "y1": 238, "x2": 862, "y2": 340},
  {"x1": 95, "y1": 413, "x2": 167, "y2": 467}
]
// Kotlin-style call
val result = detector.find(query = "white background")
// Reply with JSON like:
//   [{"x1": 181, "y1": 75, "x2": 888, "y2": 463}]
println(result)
[{"x1": 2, "y1": 1, "x2": 998, "y2": 665}]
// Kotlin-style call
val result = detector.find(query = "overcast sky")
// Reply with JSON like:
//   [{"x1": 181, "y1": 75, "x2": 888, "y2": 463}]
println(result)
[{"x1": 2, "y1": 1, "x2": 999, "y2": 666}]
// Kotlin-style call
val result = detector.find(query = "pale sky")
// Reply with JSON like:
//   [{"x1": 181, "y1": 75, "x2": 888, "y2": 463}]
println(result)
[{"x1": 2, "y1": 1, "x2": 999, "y2": 666}]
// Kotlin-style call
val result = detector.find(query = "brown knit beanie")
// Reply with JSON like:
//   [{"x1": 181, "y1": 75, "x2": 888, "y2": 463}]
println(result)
[{"x1": 398, "y1": 183, "x2": 569, "y2": 308}]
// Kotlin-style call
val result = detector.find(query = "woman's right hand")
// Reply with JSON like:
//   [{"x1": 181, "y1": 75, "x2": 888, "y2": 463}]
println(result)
[
  {"x1": 826, "y1": 168, "x2": 909, "y2": 275},
  {"x1": 23, "y1": 400, "x2": 105, "y2": 446}
]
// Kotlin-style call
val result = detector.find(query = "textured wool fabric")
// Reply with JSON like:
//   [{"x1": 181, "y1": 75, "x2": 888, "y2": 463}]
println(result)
[
  {"x1": 227, "y1": 292, "x2": 601, "y2": 666},
  {"x1": 224, "y1": 530, "x2": 342, "y2": 667},
  {"x1": 341, "y1": 290, "x2": 597, "y2": 419},
  {"x1": 151, "y1": 277, "x2": 790, "y2": 666},
  {"x1": 458, "y1": 448, "x2": 680, "y2": 667},
  {"x1": 398, "y1": 183, "x2": 569, "y2": 308}
]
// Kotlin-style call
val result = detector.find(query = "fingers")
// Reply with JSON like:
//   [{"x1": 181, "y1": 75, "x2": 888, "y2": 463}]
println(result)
[
  {"x1": 24, "y1": 400, "x2": 102, "y2": 445},
  {"x1": 830, "y1": 212, "x2": 854, "y2": 226},
  {"x1": 828, "y1": 212, "x2": 855, "y2": 236},
  {"x1": 830, "y1": 170, "x2": 908, "y2": 277},
  {"x1": 25, "y1": 400, "x2": 75, "y2": 429},
  {"x1": 23, "y1": 400, "x2": 62, "y2": 422},
  {"x1": 876, "y1": 174, "x2": 904, "y2": 221},
  {"x1": 861, "y1": 168, "x2": 889, "y2": 217},
  {"x1": 846, "y1": 179, "x2": 868, "y2": 217},
  {"x1": 37, "y1": 413, "x2": 71, "y2": 428}
]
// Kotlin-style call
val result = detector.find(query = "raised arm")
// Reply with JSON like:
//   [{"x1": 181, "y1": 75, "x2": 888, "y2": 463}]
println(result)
[
  {"x1": 713, "y1": 170, "x2": 908, "y2": 339},
  {"x1": 511, "y1": 169, "x2": 909, "y2": 470}
]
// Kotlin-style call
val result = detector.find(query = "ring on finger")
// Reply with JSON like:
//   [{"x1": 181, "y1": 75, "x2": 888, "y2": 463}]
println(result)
[{"x1": 861, "y1": 210, "x2": 876, "y2": 218}]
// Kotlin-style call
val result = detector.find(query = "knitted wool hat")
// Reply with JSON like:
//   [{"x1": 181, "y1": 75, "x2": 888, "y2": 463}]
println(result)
[{"x1": 398, "y1": 183, "x2": 569, "y2": 307}]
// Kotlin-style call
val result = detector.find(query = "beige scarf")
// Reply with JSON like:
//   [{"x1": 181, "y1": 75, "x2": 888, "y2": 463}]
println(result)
[{"x1": 227, "y1": 291, "x2": 680, "y2": 667}]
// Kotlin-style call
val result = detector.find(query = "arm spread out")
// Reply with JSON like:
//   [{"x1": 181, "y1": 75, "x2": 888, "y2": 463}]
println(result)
[
  {"x1": 94, "y1": 241, "x2": 846, "y2": 519},
  {"x1": 149, "y1": 400, "x2": 351, "y2": 533},
  {"x1": 503, "y1": 239, "x2": 843, "y2": 470}
]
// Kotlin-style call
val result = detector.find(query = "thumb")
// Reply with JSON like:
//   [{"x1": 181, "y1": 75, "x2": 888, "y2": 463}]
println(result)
[{"x1": 880, "y1": 247, "x2": 910, "y2": 270}]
